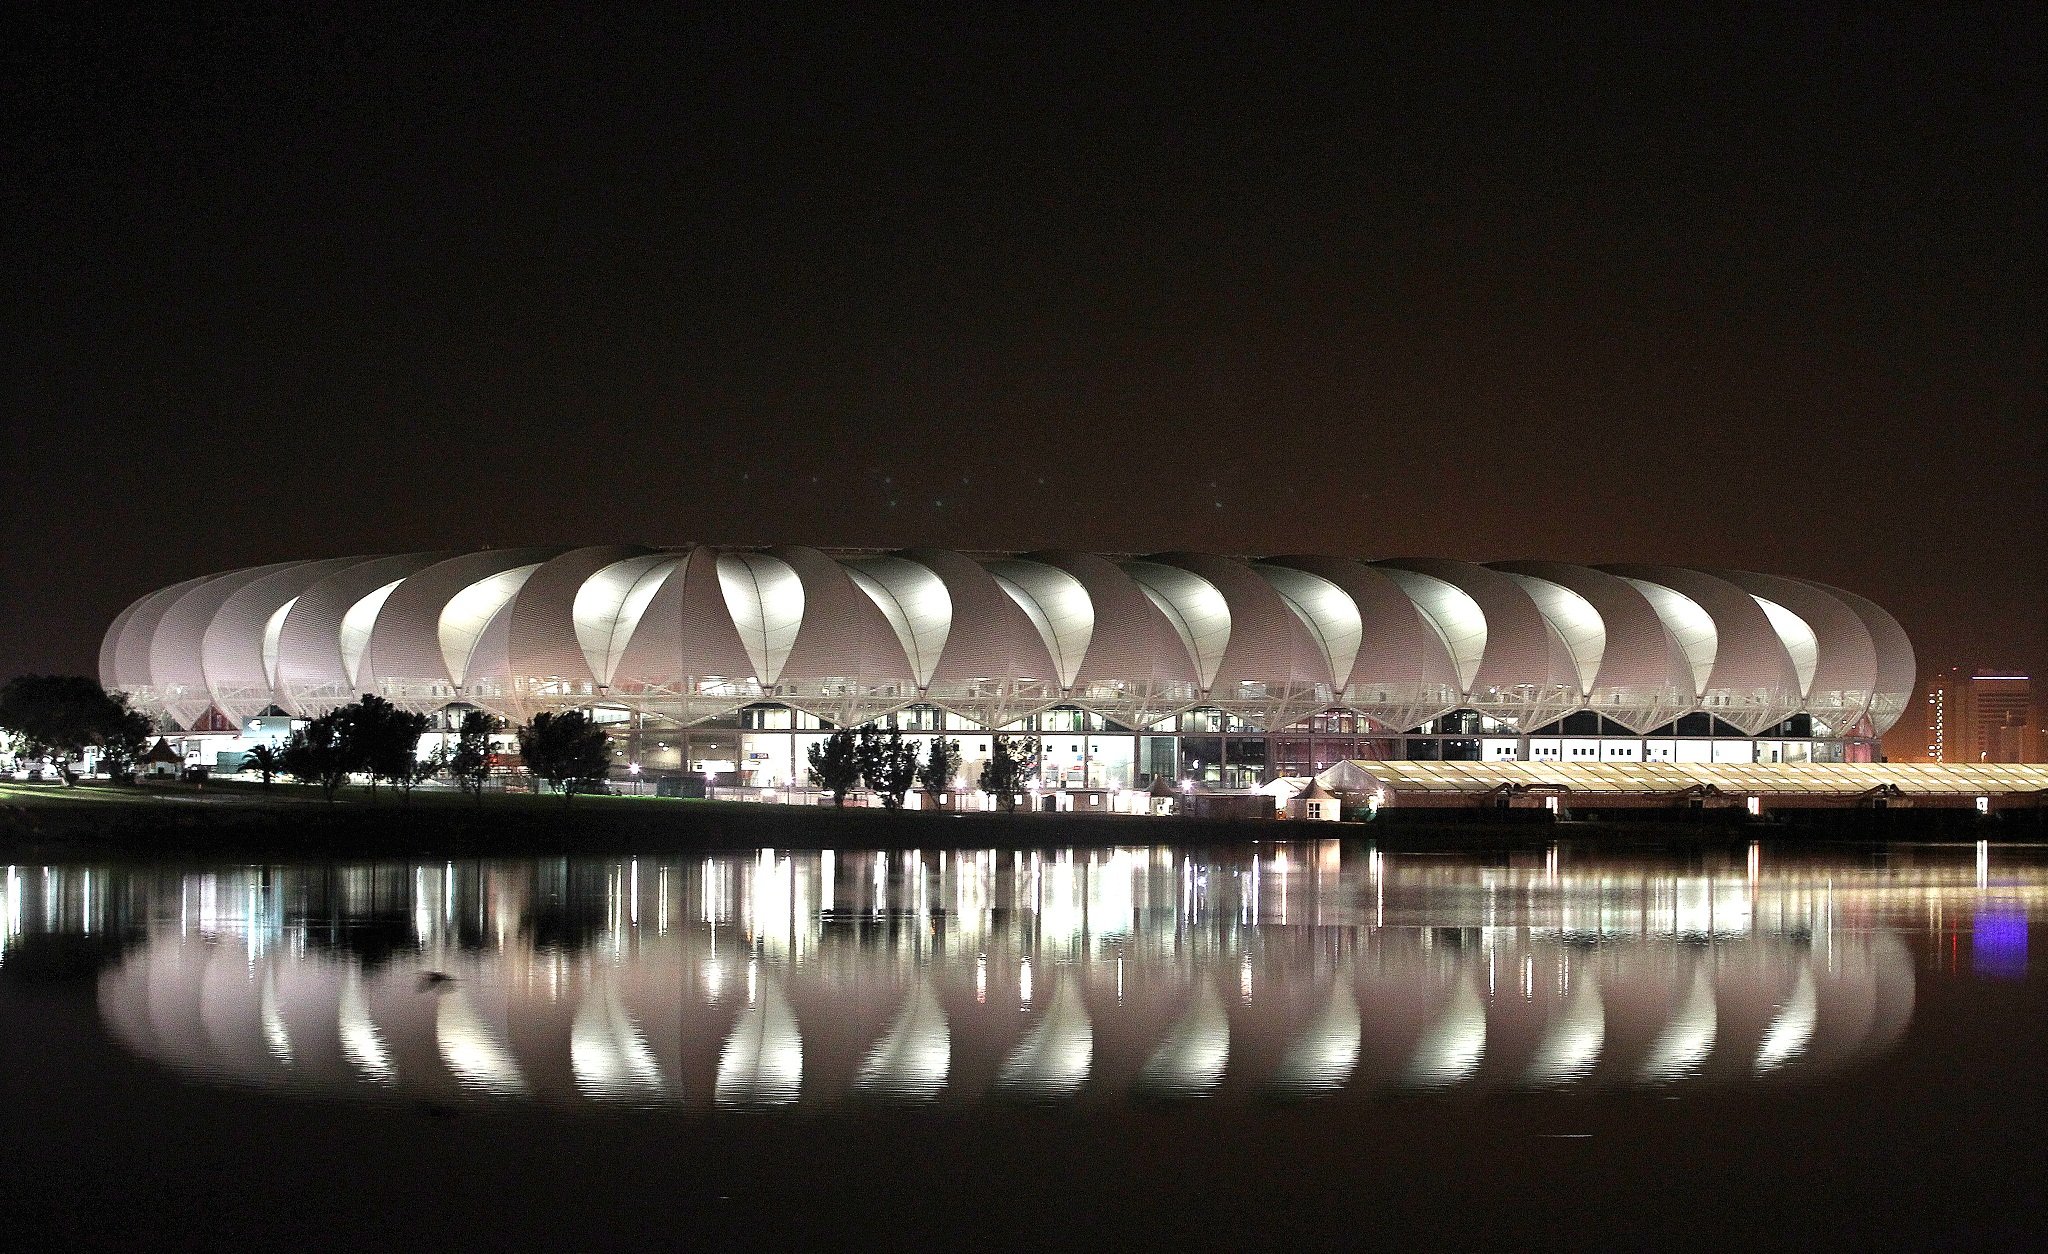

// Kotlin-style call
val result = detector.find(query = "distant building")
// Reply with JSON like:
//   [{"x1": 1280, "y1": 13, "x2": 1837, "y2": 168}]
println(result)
[
  {"x1": 1969, "y1": 674, "x2": 2036, "y2": 763},
  {"x1": 1892, "y1": 669, "x2": 2044, "y2": 764}
]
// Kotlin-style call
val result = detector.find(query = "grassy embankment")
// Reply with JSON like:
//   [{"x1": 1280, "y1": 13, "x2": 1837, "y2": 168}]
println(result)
[{"x1": 0, "y1": 778, "x2": 1283, "y2": 859}]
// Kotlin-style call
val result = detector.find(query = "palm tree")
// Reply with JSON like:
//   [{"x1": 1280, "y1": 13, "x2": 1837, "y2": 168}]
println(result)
[{"x1": 244, "y1": 742, "x2": 284, "y2": 789}]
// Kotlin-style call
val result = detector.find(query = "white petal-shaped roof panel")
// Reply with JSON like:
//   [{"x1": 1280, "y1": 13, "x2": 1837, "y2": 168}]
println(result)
[
  {"x1": 340, "y1": 579, "x2": 405, "y2": 688},
  {"x1": 1255, "y1": 564, "x2": 1363, "y2": 690},
  {"x1": 845, "y1": 556, "x2": 953, "y2": 689},
  {"x1": 261, "y1": 599, "x2": 296, "y2": 690},
  {"x1": 271, "y1": 553, "x2": 455, "y2": 714},
  {"x1": 439, "y1": 564, "x2": 544, "y2": 688},
  {"x1": 200, "y1": 557, "x2": 369, "y2": 721},
  {"x1": 1379, "y1": 560, "x2": 1581, "y2": 711},
  {"x1": 1604, "y1": 566, "x2": 1803, "y2": 734},
  {"x1": 1027, "y1": 552, "x2": 1199, "y2": 694},
  {"x1": 1154, "y1": 553, "x2": 1331, "y2": 698},
  {"x1": 1804, "y1": 579, "x2": 1917, "y2": 737},
  {"x1": 480, "y1": 546, "x2": 660, "y2": 699},
  {"x1": 1711, "y1": 570, "x2": 1881, "y2": 736},
  {"x1": 717, "y1": 552, "x2": 804, "y2": 686},
  {"x1": 986, "y1": 559, "x2": 1095, "y2": 690},
  {"x1": 1500, "y1": 572, "x2": 1607, "y2": 698},
  {"x1": 1751, "y1": 596, "x2": 1819, "y2": 700},
  {"x1": 1373, "y1": 567, "x2": 1486, "y2": 694},
  {"x1": 1121, "y1": 561, "x2": 1231, "y2": 691},
  {"x1": 1260, "y1": 557, "x2": 1464, "y2": 719},
  {"x1": 1617, "y1": 577, "x2": 1718, "y2": 698},
  {"x1": 1489, "y1": 562, "x2": 1698, "y2": 732},
  {"x1": 148, "y1": 563, "x2": 304, "y2": 725},
  {"x1": 358, "y1": 548, "x2": 563, "y2": 695},
  {"x1": 574, "y1": 554, "x2": 685, "y2": 688}
]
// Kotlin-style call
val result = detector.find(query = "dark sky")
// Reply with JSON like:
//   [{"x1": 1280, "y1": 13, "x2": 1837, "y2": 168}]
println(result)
[{"x1": 3, "y1": 5, "x2": 2042, "y2": 682}]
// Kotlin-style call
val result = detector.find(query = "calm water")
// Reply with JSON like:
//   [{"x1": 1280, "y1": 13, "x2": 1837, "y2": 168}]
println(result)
[{"x1": 2, "y1": 839, "x2": 2043, "y2": 1248}]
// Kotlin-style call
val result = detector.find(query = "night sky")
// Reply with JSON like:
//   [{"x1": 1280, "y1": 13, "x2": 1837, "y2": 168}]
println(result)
[{"x1": 3, "y1": 6, "x2": 2041, "y2": 682}]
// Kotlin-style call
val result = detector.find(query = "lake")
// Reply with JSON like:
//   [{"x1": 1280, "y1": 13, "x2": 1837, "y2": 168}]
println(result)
[{"x1": 2, "y1": 838, "x2": 2042, "y2": 1249}]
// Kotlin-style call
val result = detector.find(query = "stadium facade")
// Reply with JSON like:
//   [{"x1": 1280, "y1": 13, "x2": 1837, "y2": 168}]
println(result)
[{"x1": 101, "y1": 547, "x2": 1915, "y2": 790}]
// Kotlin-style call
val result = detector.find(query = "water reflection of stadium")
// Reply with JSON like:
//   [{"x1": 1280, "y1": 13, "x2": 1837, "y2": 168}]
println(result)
[{"x1": 39, "y1": 845, "x2": 1955, "y2": 1106}]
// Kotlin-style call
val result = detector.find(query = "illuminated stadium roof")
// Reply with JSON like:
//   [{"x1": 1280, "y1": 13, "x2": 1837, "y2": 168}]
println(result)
[{"x1": 102, "y1": 548, "x2": 1915, "y2": 736}]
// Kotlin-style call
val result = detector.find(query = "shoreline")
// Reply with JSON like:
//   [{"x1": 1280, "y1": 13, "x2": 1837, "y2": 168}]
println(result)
[{"x1": 3, "y1": 781, "x2": 2038, "y2": 862}]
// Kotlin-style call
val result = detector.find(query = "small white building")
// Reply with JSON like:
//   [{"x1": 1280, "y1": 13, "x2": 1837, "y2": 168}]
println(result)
[
  {"x1": 1296, "y1": 779, "x2": 1343, "y2": 822},
  {"x1": 139, "y1": 738, "x2": 183, "y2": 780}
]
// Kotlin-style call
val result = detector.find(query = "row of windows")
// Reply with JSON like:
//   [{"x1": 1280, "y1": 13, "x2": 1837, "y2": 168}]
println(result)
[{"x1": 724, "y1": 704, "x2": 1842, "y2": 739}]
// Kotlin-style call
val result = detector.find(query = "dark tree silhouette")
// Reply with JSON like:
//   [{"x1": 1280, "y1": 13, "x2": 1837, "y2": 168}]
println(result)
[
  {"x1": 280, "y1": 710, "x2": 356, "y2": 801},
  {"x1": 347, "y1": 694, "x2": 431, "y2": 799},
  {"x1": 862, "y1": 727, "x2": 920, "y2": 811},
  {"x1": 806, "y1": 727, "x2": 861, "y2": 806},
  {"x1": 917, "y1": 737, "x2": 961, "y2": 803},
  {"x1": 517, "y1": 710, "x2": 613, "y2": 799},
  {"x1": 447, "y1": 710, "x2": 498, "y2": 799},
  {"x1": 978, "y1": 734, "x2": 1037, "y2": 813},
  {"x1": 0, "y1": 675, "x2": 154, "y2": 786}
]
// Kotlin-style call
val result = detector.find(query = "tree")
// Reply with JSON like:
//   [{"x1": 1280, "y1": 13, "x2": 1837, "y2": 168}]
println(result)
[
  {"x1": 917, "y1": 737, "x2": 960, "y2": 802},
  {"x1": 446, "y1": 710, "x2": 498, "y2": 799},
  {"x1": 0, "y1": 675, "x2": 155, "y2": 786},
  {"x1": 346, "y1": 694, "x2": 431, "y2": 799},
  {"x1": 517, "y1": 710, "x2": 613, "y2": 799},
  {"x1": 856, "y1": 725, "x2": 882, "y2": 792},
  {"x1": 280, "y1": 710, "x2": 355, "y2": 801},
  {"x1": 400, "y1": 741, "x2": 443, "y2": 798},
  {"x1": 97, "y1": 706, "x2": 156, "y2": 784},
  {"x1": 806, "y1": 727, "x2": 861, "y2": 807},
  {"x1": 978, "y1": 733, "x2": 1037, "y2": 813},
  {"x1": 243, "y1": 742, "x2": 285, "y2": 789},
  {"x1": 861, "y1": 727, "x2": 920, "y2": 811}
]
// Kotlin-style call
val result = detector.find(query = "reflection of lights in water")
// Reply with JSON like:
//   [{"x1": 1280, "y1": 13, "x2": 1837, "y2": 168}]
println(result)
[
  {"x1": 571, "y1": 977, "x2": 667, "y2": 1104},
  {"x1": 259, "y1": 967, "x2": 292, "y2": 1066},
  {"x1": 715, "y1": 971, "x2": 801, "y2": 1106},
  {"x1": 1270, "y1": 979, "x2": 1361, "y2": 1097},
  {"x1": 854, "y1": 978, "x2": 949, "y2": 1101},
  {"x1": 1137, "y1": 983, "x2": 1229, "y2": 1097},
  {"x1": 73, "y1": 849, "x2": 1968, "y2": 1111},
  {"x1": 1402, "y1": 974, "x2": 1486, "y2": 1089},
  {"x1": 1973, "y1": 907, "x2": 2028, "y2": 980},
  {"x1": 1640, "y1": 968, "x2": 1717, "y2": 1084},
  {"x1": 436, "y1": 988, "x2": 528, "y2": 1097},
  {"x1": 338, "y1": 967, "x2": 393, "y2": 1084},
  {"x1": 996, "y1": 975, "x2": 1092, "y2": 1099},
  {"x1": 1755, "y1": 967, "x2": 1817, "y2": 1073},
  {"x1": 1524, "y1": 973, "x2": 1603, "y2": 1087}
]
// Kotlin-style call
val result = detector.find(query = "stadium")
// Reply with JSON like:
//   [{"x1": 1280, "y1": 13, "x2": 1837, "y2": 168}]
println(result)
[{"x1": 101, "y1": 546, "x2": 1915, "y2": 795}]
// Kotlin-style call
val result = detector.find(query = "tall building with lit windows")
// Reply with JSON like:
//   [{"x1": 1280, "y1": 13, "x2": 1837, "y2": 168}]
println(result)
[
  {"x1": 1969, "y1": 673, "x2": 2036, "y2": 763},
  {"x1": 100, "y1": 547, "x2": 1917, "y2": 788}
]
